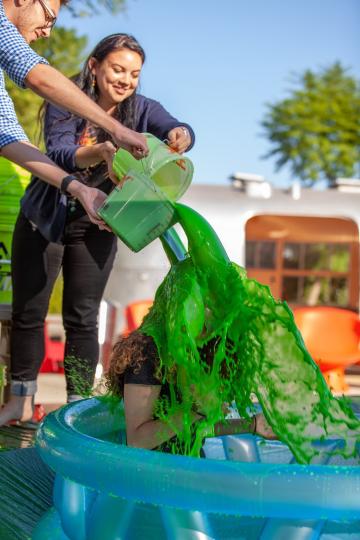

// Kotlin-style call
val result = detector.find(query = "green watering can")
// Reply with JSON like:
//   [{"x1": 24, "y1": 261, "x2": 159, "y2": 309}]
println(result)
[{"x1": 98, "y1": 133, "x2": 193, "y2": 253}]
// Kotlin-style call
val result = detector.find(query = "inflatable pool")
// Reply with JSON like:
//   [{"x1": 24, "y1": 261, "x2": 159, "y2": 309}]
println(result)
[{"x1": 33, "y1": 398, "x2": 360, "y2": 540}]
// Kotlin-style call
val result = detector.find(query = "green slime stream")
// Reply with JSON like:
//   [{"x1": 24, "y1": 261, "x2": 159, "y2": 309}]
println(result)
[{"x1": 139, "y1": 203, "x2": 360, "y2": 463}]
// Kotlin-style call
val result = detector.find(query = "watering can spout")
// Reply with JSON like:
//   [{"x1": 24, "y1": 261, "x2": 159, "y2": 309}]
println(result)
[{"x1": 160, "y1": 227, "x2": 187, "y2": 265}]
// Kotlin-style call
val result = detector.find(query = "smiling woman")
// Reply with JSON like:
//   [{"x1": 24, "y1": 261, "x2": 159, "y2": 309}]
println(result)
[
  {"x1": 9, "y1": 32, "x2": 195, "y2": 414},
  {"x1": 0, "y1": 3, "x2": 159, "y2": 425},
  {"x1": 89, "y1": 49, "x2": 142, "y2": 107}
]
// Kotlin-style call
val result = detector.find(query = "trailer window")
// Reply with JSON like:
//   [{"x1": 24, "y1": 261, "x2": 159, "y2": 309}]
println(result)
[
  {"x1": 245, "y1": 215, "x2": 358, "y2": 310},
  {"x1": 283, "y1": 243, "x2": 301, "y2": 269},
  {"x1": 283, "y1": 276, "x2": 349, "y2": 306},
  {"x1": 246, "y1": 241, "x2": 275, "y2": 269}
]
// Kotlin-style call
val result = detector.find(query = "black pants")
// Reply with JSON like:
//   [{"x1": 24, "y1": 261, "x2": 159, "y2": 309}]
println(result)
[{"x1": 10, "y1": 211, "x2": 117, "y2": 396}]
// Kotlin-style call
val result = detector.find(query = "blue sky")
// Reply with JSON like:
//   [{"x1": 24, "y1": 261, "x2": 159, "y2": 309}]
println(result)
[{"x1": 59, "y1": 0, "x2": 360, "y2": 187}]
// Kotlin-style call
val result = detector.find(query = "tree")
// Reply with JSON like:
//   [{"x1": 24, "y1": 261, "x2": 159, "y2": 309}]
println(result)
[
  {"x1": 261, "y1": 62, "x2": 360, "y2": 187},
  {"x1": 66, "y1": 0, "x2": 125, "y2": 16},
  {"x1": 6, "y1": 27, "x2": 88, "y2": 145}
]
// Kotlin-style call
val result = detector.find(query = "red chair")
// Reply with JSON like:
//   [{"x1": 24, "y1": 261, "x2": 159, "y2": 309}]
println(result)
[
  {"x1": 293, "y1": 306, "x2": 360, "y2": 393},
  {"x1": 40, "y1": 322, "x2": 65, "y2": 374},
  {"x1": 124, "y1": 300, "x2": 153, "y2": 333}
]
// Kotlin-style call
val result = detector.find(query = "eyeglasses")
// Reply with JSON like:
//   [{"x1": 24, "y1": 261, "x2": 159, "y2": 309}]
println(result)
[{"x1": 38, "y1": 0, "x2": 57, "y2": 28}]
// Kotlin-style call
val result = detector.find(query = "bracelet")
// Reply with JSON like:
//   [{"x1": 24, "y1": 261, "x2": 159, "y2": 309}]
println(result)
[{"x1": 60, "y1": 175, "x2": 77, "y2": 196}]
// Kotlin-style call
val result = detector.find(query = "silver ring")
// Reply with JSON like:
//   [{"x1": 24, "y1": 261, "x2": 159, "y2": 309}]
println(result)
[{"x1": 181, "y1": 127, "x2": 188, "y2": 137}]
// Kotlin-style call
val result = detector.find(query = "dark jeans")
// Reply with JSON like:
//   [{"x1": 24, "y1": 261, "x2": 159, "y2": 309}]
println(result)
[{"x1": 10, "y1": 211, "x2": 117, "y2": 397}]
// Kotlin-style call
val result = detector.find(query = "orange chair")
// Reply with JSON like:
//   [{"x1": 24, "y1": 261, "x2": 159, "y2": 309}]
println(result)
[
  {"x1": 124, "y1": 300, "x2": 153, "y2": 333},
  {"x1": 293, "y1": 306, "x2": 360, "y2": 393}
]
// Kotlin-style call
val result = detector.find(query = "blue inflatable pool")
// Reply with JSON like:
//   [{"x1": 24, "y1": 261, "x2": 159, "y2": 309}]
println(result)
[{"x1": 34, "y1": 398, "x2": 360, "y2": 540}]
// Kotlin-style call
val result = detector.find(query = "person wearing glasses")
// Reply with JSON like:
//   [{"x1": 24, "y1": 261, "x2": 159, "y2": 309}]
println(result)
[
  {"x1": 0, "y1": 1, "x2": 150, "y2": 424},
  {"x1": 0, "y1": 0, "x2": 148, "y2": 227}
]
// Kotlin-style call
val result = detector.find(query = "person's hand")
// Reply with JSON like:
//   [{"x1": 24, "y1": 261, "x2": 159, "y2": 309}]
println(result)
[
  {"x1": 254, "y1": 413, "x2": 277, "y2": 440},
  {"x1": 111, "y1": 124, "x2": 148, "y2": 159},
  {"x1": 98, "y1": 141, "x2": 118, "y2": 184},
  {"x1": 167, "y1": 127, "x2": 191, "y2": 154},
  {"x1": 70, "y1": 182, "x2": 112, "y2": 231}
]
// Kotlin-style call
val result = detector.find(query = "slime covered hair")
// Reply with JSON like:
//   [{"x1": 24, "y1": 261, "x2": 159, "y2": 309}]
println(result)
[{"x1": 139, "y1": 204, "x2": 360, "y2": 463}]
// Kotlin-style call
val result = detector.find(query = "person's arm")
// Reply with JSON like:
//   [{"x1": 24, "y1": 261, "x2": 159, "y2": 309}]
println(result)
[
  {"x1": 138, "y1": 96, "x2": 195, "y2": 152},
  {"x1": 1, "y1": 141, "x2": 108, "y2": 227},
  {"x1": 0, "y1": 12, "x2": 146, "y2": 157},
  {"x1": 25, "y1": 64, "x2": 147, "y2": 158},
  {"x1": 74, "y1": 141, "x2": 117, "y2": 170},
  {"x1": 124, "y1": 384, "x2": 202, "y2": 450},
  {"x1": 44, "y1": 102, "x2": 117, "y2": 175},
  {"x1": 213, "y1": 413, "x2": 277, "y2": 439}
]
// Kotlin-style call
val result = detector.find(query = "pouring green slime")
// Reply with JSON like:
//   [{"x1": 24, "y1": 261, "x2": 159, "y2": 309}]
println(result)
[{"x1": 137, "y1": 203, "x2": 360, "y2": 464}]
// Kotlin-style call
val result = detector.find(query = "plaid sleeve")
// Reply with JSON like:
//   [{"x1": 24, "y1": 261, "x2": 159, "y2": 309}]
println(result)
[
  {"x1": 0, "y1": 122, "x2": 28, "y2": 148},
  {"x1": 0, "y1": 9, "x2": 48, "y2": 89},
  {"x1": 0, "y1": 71, "x2": 28, "y2": 148}
]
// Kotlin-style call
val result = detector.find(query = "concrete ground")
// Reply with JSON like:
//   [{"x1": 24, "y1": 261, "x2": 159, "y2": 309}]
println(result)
[{"x1": 35, "y1": 373, "x2": 67, "y2": 414}]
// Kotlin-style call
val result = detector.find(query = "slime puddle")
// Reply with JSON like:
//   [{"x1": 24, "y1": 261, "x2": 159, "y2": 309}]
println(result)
[{"x1": 137, "y1": 203, "x2": 360, "y2": 463}]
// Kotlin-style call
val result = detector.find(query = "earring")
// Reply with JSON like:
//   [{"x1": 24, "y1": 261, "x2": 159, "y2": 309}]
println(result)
[{"x1": 92, "y1": 76, "x2": 96, "y2": 88}]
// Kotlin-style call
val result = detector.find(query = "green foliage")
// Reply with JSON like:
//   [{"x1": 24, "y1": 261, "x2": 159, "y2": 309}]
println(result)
[
  {"x1": 66, "y1": 0, "x2": 125, "y2": 17},
  {"x1": 32, "y1": 26, "x2": 88, "y2": 75},
  {"x1": 5, "y1": 27, "x2": 88, "y2": 144},
  {"x1": 262, "y1": 62, "x2": 360, "y2": 186},
  {"x1": 64, "y1": 355, "x2": 94, "y2": 397}
]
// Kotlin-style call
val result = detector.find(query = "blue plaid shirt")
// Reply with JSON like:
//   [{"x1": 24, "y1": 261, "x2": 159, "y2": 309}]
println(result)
[{"x1": 0, "y1": 2, "x2": 48, "y2": 148}]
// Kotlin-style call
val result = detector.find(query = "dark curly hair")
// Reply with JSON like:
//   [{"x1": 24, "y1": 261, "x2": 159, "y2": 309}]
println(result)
[
  {"x1": 106, "y1": 331, "x2": 158, "y2": 397},
  {"x1": 106, "y1": 331, "x2": 234, "y2": 399}
]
